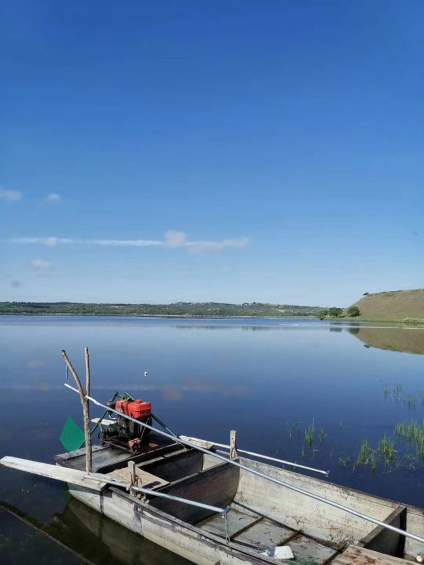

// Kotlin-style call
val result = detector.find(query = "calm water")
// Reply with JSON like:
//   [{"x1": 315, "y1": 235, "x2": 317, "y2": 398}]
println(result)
[{"x1": 1, "y1": 316, "x2": 424, "y2": 563}]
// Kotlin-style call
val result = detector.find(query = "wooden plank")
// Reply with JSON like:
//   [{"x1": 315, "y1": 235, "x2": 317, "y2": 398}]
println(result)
[
  {"x1": 106, "y1": 467, "x2": 169, "y2": 489},
  {"x1": 333, "y1": 545, "x2": 409, "y2": 564},
  {"x1": 0, "y1": 456, "x2": 106, "y2": 491}
]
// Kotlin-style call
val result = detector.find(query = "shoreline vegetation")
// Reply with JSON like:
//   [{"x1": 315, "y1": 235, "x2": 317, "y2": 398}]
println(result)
[
  {"x1": 0, "y1": 301, "x2": 323, "y2": 318},
  {"x1": 1, "y1": 290, "x2": 424, "y2": 323}
]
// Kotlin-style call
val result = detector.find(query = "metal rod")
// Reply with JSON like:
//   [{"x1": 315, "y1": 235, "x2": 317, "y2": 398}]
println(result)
[
  {"x1": 97, "y1": 474, "x2": 226, "y2": 514},
  {"x1": 64, "y1": 383, "x2": 424, "y2": 546},
  {"x1": 152, "y1": 413, "x2": 178, "y2": 437},
  {"x1": 180, "y1": 434, "x2": 328, "y2": 476}
]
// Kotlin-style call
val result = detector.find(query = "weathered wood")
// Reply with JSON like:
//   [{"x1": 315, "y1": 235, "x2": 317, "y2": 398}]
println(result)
[
  {"x1": 333, "y1": 544, "x2": 409, "y2": 564},
  {"x1": 106, "y1": 466, "x2": 169, "y2": 490},
  {"x1": 0, "y1": 456, "x2": 106, "y2": 491},
  {"x1": 84, "y1": 347, "x2": 92, "y2": 473},
  {"x1": 0, "y1": 456, "x2": 225, "y2": 516},
  {"x1": 61, "y1": 349, "x2": 92, "y2": 473},
  {"x1": 230, "y1": 430, "x2": 238, "y2": 460}
]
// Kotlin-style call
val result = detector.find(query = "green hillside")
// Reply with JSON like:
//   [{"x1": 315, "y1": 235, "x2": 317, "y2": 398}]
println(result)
[{"x1": 348, "y1": 289, "x2": 424, "y2": 322}]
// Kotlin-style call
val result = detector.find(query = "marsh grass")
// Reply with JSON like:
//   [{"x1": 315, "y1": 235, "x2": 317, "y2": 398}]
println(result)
[
  {"x1": 288, "y1": 422, "x2": 300, "y2": 440},
  {"x1": 304, "y1": 422, "x2": 315, "y2": 448},
  {"x1": 338, "y1": 456, "x2": 351, "y2": 468},
  {"x1": 395, "y1": 422, "x2": 424, "y2": 459},
  {"x1": 357, "y1": 440, "x2": 377, "y2": 472},
  {"x1": 378, "y1": 436, "x2": 396, "y2": 465},
  {"x1": 318, "y1": 427, "x2": 327, "y2": 444},
  {"x1": 407, "y1": 397, "x2": 417, "y2": 410}
]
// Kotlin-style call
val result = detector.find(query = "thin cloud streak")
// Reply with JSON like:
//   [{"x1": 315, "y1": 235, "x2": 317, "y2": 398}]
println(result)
[
  {"x1": 31, "y1": 259, "x2": 51, "y2": 271},
  {"x1": 0, "y1": 188, "x2": 22, "y2": 201},
  {"x1": 44, "y1": 193, "x2": 61, "y2": 204},
  {"x1": 10, "y1": 232, "x2": 249, "y2": 252}
]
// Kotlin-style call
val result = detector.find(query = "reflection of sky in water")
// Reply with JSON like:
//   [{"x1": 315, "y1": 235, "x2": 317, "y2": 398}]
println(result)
[{"x1": 1, "y1": 316, "x2": 424, "y2": 562}]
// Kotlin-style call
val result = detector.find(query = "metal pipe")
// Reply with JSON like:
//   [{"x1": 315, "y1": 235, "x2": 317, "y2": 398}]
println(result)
[
  {"x1": 180, "y1": 434, "x2": 328, "y2": 476},
  {"x1": 64, "y1": 383, "x2": 424, "y2": 546},
  {"x1": 152, "y1": 413, "x2": 178, "y2": 437},
  {"x1": 97, "y1": 474, "x2": 226, "y2": 514}
]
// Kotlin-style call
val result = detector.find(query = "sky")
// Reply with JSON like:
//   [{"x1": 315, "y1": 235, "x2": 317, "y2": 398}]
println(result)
[{"x1": 1, "y1": 1, "x2": 423, "y2": 307}]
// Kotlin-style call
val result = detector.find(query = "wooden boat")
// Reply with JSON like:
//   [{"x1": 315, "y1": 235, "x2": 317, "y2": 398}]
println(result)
[
  {"x1": 3, "y1": 431, "x2": 424, "y2": 565},
  {"x1": 3, "y1": 349, "x2": 424, "y2": 564}
]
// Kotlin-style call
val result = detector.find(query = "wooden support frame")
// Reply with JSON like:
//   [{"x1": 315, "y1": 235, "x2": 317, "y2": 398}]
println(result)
[
  {"x1": 61, "y1": 348, "x2": 92, "y2": 473},
  {"x1": 229, "y1": 430, "x2": 238, "y2": 460}
]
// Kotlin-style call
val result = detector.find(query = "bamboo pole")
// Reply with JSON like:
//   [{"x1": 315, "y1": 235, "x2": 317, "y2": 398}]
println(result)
[{"x1": 61, "y1": 350, "x2": 92, "y2": 473}]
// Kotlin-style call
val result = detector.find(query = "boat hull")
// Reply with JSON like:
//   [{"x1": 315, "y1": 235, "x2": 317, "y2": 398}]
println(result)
[{"x1": 68, "y1": 484, "x2": 264, "y2": 565}]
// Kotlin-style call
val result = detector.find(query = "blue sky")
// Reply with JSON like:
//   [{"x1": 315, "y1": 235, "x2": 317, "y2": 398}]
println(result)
[{"x1": 1, "y1": 1, "x2": 423, "y2": 306}]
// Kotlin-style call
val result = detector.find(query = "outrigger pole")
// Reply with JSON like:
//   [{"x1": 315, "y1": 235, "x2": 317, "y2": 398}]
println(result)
[
  {"x1": 64, "y1": 380, "x2": 424, "y2": 547},
  {"x1": 179, "y1": 435, "x2": 329, "y2": 476}
]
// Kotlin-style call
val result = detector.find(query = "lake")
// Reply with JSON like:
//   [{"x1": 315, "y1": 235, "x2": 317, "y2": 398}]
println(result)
[{"x1": 1, "y1": 316, "x2": 424, "y2": 564}]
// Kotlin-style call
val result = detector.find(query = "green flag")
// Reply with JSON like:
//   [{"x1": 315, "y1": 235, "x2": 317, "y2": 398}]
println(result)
[{"x1": 60, "y1": 417, "x2": 85, "y2": 452}]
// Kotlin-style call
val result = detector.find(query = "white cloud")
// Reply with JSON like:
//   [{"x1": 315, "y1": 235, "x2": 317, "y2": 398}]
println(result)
[
  {"x1": 165, "y1": 230, "x2": 187, "y2": 248},
  {"x1": 44, "y1": 193, "x2": 61, "y2": 204},
  {"x1": 0, "y1": 188, "x2": 22, "y2": 202},
  {"x1": 11, "y1": 231, "x2": 250, "y2": 253},
  {"x1": 31, "y1": 259, "x2": 51, "y2": 271},
  {"x1": 186, "y1": 238, "x2": 249, "y2": 253}
]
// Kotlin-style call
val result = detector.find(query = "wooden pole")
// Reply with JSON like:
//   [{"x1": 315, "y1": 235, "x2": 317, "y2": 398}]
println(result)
[
  {"x1": 229, "y1": 430, "x2": 238, "y2": 460},
  {"x1": 61, "y1": 349, "x2": 92, "y2": 473},
  {"x1": 83, "y1": 347, "x2": 92, "y2": 472}
]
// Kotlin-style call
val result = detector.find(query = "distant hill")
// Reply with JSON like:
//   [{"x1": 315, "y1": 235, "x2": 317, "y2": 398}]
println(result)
[
  {"x1": 348, "y1": 289, "x2": 424, "y2": 322},
  {"x1": 0, "y1": 301, "x2": 323, "y2": 318}
]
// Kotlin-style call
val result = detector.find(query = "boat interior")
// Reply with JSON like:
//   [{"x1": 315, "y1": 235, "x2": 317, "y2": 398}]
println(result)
[{"x1": 56, "y1": 437, "x2": 424, "y2": 564}]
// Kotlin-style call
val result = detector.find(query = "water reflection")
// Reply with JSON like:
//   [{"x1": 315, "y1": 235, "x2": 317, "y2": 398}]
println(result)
[
  {"x1": 0, "y1": 498, "x2": 189, "y2": 565},
  {"x1": 348, "y1": 326, "x2": 424, "y2": 355}
]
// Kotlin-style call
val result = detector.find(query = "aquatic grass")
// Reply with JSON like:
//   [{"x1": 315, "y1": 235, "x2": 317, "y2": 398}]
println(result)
[
  {"x1": 318, "y1": 427, "x2": 327, "y2": 444},
  {"x1": 395, "y1": 421, "x2": 424, "y2": 460},
  {"x1": 304, "y1": 422, "x2": 315, "y2": 448},
  {"x1": 338, "y1": 456, "x2": 351, "y2": 468},
  {"x1": 288, "y1": 422, "x2": 300, "y2": 440},
  {"x1": 393, "y1": 384, "x2": 403, "y2": 401},
  {"x1": 378, "y1": 436, "x2": 396, "y2": 466},
  {"x1": 407, "y1": 397, "x2": 417, "y2": 410},
  {"x1": 357, "y1": 440, "x2": 377, "y2": 472}
]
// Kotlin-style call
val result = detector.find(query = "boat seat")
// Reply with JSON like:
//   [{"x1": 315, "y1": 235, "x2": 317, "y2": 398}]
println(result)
[{"x1": 106, "y1": 466, "x2": 169, "y2": 490}]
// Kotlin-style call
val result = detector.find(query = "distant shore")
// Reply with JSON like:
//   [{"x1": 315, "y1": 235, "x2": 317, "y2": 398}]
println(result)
[{"x1": 0, "y1": 301, "x2": 323, "y2": 318}]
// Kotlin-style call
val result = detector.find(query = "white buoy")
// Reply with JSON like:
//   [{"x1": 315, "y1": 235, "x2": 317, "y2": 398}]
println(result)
[{"x1": 144, "y1": 370, "x2": 148, "y2": 377}]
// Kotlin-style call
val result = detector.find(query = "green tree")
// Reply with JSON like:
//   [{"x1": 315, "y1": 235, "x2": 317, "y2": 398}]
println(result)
[
  {"x1": 328, "y1": 307, "x2": 343, "y2": 317},
  {"x1": 346, "y1": 305, "x2": 360, "y2": 317}
]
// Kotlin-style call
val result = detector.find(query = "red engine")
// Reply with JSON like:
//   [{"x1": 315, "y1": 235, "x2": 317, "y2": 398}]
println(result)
[
  {"x1": 102, "y1": 395, "x2": 152, "y2": 452},
  {"x1": 115, "y1": 399, "x2": 152, "y2": 420}
]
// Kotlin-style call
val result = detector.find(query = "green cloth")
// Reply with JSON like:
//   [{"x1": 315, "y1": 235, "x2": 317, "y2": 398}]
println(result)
[{"x1": 60, "y1": 416, "x2": 85, "y2": 452}]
